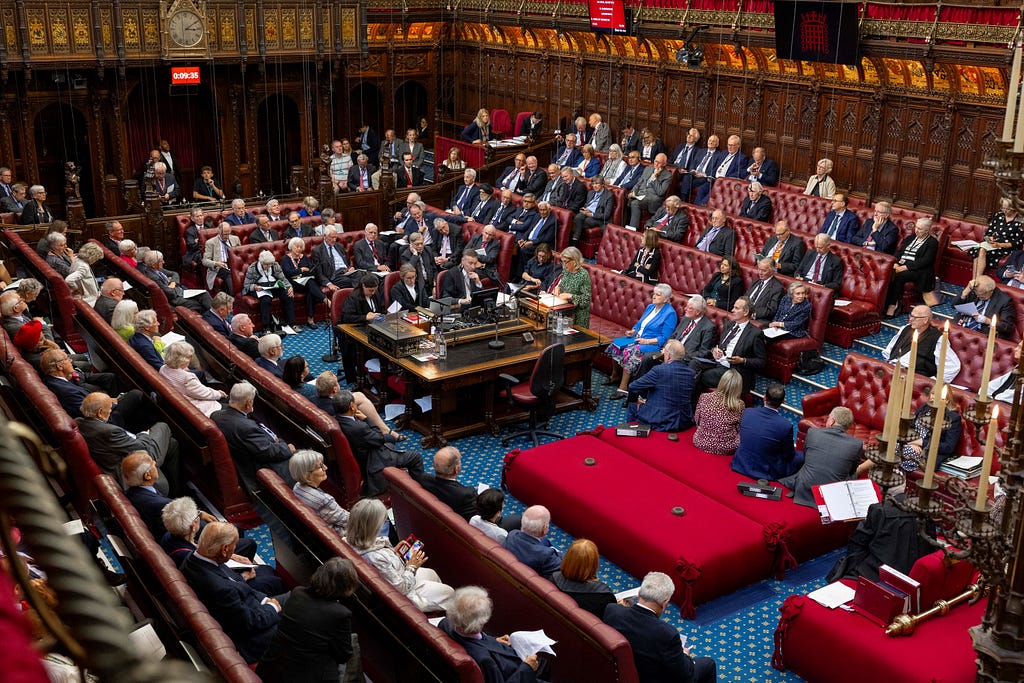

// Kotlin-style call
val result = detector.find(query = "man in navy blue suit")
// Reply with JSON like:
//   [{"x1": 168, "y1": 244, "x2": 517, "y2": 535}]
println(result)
[
  {"x1": 128, "y1": 309, "x2": 164, "y2": 370},
  {"x1": 817, "y1": 193, "x2": 860, "y2": 244},
  {"x1": 503, "y1": 505, "x2": 561, "y2": 579},
  {"x1": 626, "y1": 340, "x2": 696, "y2": 432},
  {"x1": 694, "y1": 134, "x2": 747, "y2": 206},
  {"x1": 181, "y1": 522, "x2": 286, "y2": 663},
  {"x1": 603, "y1": 571, "x2": 717, "y2": 683},
  {"x1": 851, "y1": 201, "x2": 900, "y2": 255},
  {"x1": 731, "y1": 383, "x2": 797, "y2": 481},
  {"x1": 211, "y1": 382, "x2": 295, "y2": 492},
  {"x1": 202, "y1": 292, "x2": 234, "y2": 338},
  {"x1": 255, "y1": 334, "x2": 285, "y2": 377},
  {"x1": 744, "y1": 147, "x2": 779, "y2": 187}
]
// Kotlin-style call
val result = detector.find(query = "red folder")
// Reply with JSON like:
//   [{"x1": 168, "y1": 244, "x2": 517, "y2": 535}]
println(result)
[{"x1": 852, "y1": 576, "x2": 906, "y2": 626}]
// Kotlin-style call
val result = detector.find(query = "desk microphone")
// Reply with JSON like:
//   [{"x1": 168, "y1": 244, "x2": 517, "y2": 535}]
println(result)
[{"x1": 487, "y1": 300, "x2": 504, "y2": 349}]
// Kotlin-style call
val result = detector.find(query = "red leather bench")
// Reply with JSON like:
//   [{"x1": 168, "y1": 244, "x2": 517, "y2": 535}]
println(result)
[
  {"x1": 772, "y1": 550, "x2": 981, "y2": 683},
  {"x1": 93, "y1": 474, "x2": 260, "y2": 682},
  {"x1": 72, "y1": 300, "x2": 254, "y2": 523},
  {"x1": 939, "y1": 216, "x2": 988, "y2": 286},
  {"x1": 175, "y1": 306, "x2": 364, "y2": 507},
  {"x1": 383, "y1": 467, "x2": 641, "y2": 682},
  {"x1": 89, "y1": 239, "x2": 176, "y2": 334},
  {"x1": 502, "y1": 436, "x2": 778, "y2": 619},
  {"x1": 255, "y1": 469, "x2": 484, "y2": 683},
  {"x1": 174, "y1": 201, "x2": 307, "y2": 261},
  {"x1": 995, "y1": 283, "x2": 1024, "y2": 342},
  {"x1": 577, "y1": 178, "x2": 629, "y2": 258},
  {"x1": 826, "y1": 243, "x2": 897, "y2": 347},
  {"x1": 460, "y1": 220, "x2": 516, "y2": 284},
  {"x1": 595, "y1": 224, "x2": 644, "y2": 272}
]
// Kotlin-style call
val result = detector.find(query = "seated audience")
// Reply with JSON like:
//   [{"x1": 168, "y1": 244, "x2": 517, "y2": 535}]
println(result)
[
  {"x1": 40, "y1": 348, "x2": 145, "y2": 428},
  {"x1": 289, "y1": 449, "x2": 350, "y2": 536},
  {"x1": 851, "y1": 201, "x2": 900, "y2": 254},
  {"x1": 622, "y1": 229, "x2": 661, "y2": 284},
  {"x1": 744, "y1": 259, "x2": 784, "y2": 326},
  {"x1": 65, "y1": 242, "x2": 103, "y2": 306},
  {"x1": 553, "y1": 133, "x2": 583, "y2": 168},
  {"x1": 180, "y1": 523, "x2": 285, "y2": 663},
  {"x1": 884, "y1": 218, "x2": 941, "y2": 314},
  {"x1": 692, "y1": 369, "x2": 745, "y2": 456},
  {"x1": 989, "y1": 340, "x2": 1022, "y2": 402},
  {"x1": 229, "y1": 313, "x2": 261, "y2": 359},
  {"x1": 606, "y1": 284, "x2": 678, "y2": 395},
  {"x1": 335, "y1": 388, "x2": 424, "y2": 495},
  {"x1": 347, "y1": 153, "x2": 375, "y2": 191},
  {"x1": 110, "y1": 299, "x2": 138, "y2": 340},
  {"x1": 518, "y1": 243, "x2": 559, "y2": 292},
  {"x1": 756, "y1": 220, "x2": 806, "y2": 276},
  {"x1": 440, "y1": 586, "x2": 548, "y2": 683},
  {"x1": 160, "y1": 341, "x2": 225, "y2": 417},
  {"x1": 281, "y1": 237, "x2": 326, "y2": 327},
  {"x1": 129, "y1": 309, "x2": 165, "y2": 370},
  {"x1": 882, "y1": 305, "x2": 962, "y2": 382},
  {"x1": 265, "y1": 199, "x2": 284, "y2": 221},
  {"x1": 283, "y1": 212, "x2": 315, "y2": 240},
  {"x1": 552, "y1": 247, "x2": 592, "y2": 328},
  {"x1": 731, "y1": 383, "x2": 797, "y2": 481},
  {"x1": 202, "y1": 222, "x2": 241, "y2": 294},
  {"x1": 626, "y1": 154, "x2": 671, "y2": 229},
  {"x1": 249, "y1": 214, "x2": 280, "y2": 244},
  {"x1": 818, "y1": 193, "x2": 859, "y2": 244},
  {"x1": 469, "y1": 185, "x2": 499, "y2": 225},
  {"x1": 953, "y1": 275, "x2": 1016, "y2": 339},
  {"x1": 141, "y1": 249, "x2": 213, "y2": 311},
  {"x1": 20, "y1": 184, "x2": 54, "y2": 224},
  {"x1": 702, "y1": 256, "x2": 744, "y2": 312},
  {"x1": 737, "y1": 182, "x2": 772, "y2": 223},
  {"x1": 160, "y1": 496, "x2": 219, "y2": 563},
  {"x1": 36, "y1": 220, "x2": 68, "y2": 257},
  {"x1": 470, "y1": 488, "x2": 513, "y2": 544},
  {"x1": 603, "y1": 571, "x2": 716, "y2": 683},
  {"x1": 1, "y1": 290, "x2": 45, "y2": 340},
  {"x1": 552, "y1": 539, "x2": 616, "y2": 618},
  {"x1": 202, "y1": 292, "x2": 234, "y2": 337},
  {"x1": 211, "y1": 382, "x2": 295, "y2": 491},
  {"x1": 692, "y1": 210, "x2": 736, "y2": 257},
  {"x1": 44, "y1": 233, "x2": 75, "y2": 277},
  {"x1": 123, "y1": 452, "x2": 181, "y2": 539},
  {"x1": 449, "y1": 169, "x2": 481, "y2": 218},
  {"x1": 899, "y1": 389, "x2": 963, "y2": 473},
  {"x1": 971, "y1": 197, "x2": 1022, "y2": 281},
  {"x1": 696, "y1": 297, "x2": 766, "y2": 393},
  {"x1": 256, "y1": 558, "x2": 360, "y2": 683},
  {"x1": 310, "y1": 371, "x2": 403, "y2": 440},
  {"x1": 780, "y1": 407, "x2": 868, "y2": 507},
  {"x1": 803, "y1": 158, "x2": 835, "y2": 198},
  {"x1": 503, "y1": 505, "x2": 561, "y2": 580},
  {"x1": 634, "y1": 295, "x2": 718, "y2": 382},
  {"x1": 767, "y1": 282, "x2": 812, "y2": 338},
  {"x1": 643, "y1": 195, "x2": 689, "y2": 244},
  {"x1": 346, "y1": 498, "x2": 454, "y2": 611},
  {"x1": 626, "y1": 339, "x2": 696, "y2": 432},
  {"x1": 245, "y1": 249, "x2": 298, "y2": 333},
  {"x1": 0, "y1": 182, "x2": 26, "y2": 216}
]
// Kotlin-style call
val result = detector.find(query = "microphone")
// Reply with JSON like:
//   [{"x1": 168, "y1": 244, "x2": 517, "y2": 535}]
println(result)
[{"x1": 488, "y1": 320, "x2": 505, "y2": 350}]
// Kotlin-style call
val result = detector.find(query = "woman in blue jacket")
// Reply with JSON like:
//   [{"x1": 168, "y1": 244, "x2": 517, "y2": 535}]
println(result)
[{"x1": 605, "y1": 283, "x2": 678, "y2": 396}]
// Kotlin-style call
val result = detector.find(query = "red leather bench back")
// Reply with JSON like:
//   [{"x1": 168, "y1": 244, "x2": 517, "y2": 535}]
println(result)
[
  {"x1": 383, "y1": 467, "x2": 640, "y2": 683},
  {"x1": 832, "y1": 243, "x2": 896, "y2": 311},
  {"x1": 707, "y1": 177, "x2": 749, "y2": 216},
  {"x1": 939, "y1": 216, "x2": 987, "y2": 286},
  {"x1": 255, "y1": 469, "x2": 485, "y2": 683},
  {"x1": 596, "y1": 224, "x2": 644, "y2": 271},
  {"x1": 657, "y1": 243, "x2": 724, "y2": 297},
  {"x1": 996, "y1": 284, "x2": 1024, "y2": 342},
  {"x1": 586, "y1": 265, "x2": 656, "y2": 329},
  {"x1": 550, "y1": 206, "x2": 574, "y2": 251},
  {"x1": 948, "y1": 324, "x2": 1019, "y2": 390},
  {"x1": 461, "y1": 221, "x2": 515, "y2": 284},
  {"x1": 89, "y1": 239, "x2": 176, "y2": 334}
]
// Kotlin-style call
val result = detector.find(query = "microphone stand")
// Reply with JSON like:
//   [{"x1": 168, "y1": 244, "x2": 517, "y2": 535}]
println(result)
[{"x1": 487, "y1": 300, "x2": 504, "y2": 349}]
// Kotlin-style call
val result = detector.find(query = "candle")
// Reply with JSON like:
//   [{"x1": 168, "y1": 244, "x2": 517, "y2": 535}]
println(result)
[
  {"x1": 979, "y1": 315, "x2": 998, "y2": 400},
  {"x1": 1004, "y1": 44, "x2": 1022, "y2": 141},
  {"x1": 922, "y1": 385, "x2": 948, "y2": 489},
  {"x1": 975, "y1": 406, "x2": 1000, "y2": 511},
  {"x1": 885, "y1": 366, "x2": 904, "y2": 462},
  {"x1": 934, "y1": 321, "x2": 949, "y2": 400},
  {"x1": 882, "y1": 359, "x2": 902, "y2": 442},
  {"x1": 902, "y1": 330, "x2": 919, "y2": 419}
]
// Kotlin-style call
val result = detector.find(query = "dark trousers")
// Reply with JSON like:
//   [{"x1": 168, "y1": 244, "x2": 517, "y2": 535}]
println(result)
[
  {"x1": 293, "y1": 279, "x2": 326, "y2": 319},
  {"x1": 572, "y1": 214, "x2": 603, "y2": 243},
  {"x1": 258, "y1": 289, "x2": 296, "y2": 328}
]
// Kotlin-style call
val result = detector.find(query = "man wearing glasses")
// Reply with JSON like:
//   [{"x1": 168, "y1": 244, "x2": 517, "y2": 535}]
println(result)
[{"x1": 882, "y1": 305, "x2": 962, "y2": 382}]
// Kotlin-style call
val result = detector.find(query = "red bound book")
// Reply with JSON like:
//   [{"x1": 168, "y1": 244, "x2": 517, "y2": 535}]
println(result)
[{"x1": 852, "y1": 576, "x2": 906, "y2": 626}]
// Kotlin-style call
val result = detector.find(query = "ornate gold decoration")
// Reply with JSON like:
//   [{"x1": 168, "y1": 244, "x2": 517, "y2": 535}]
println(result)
[
  {"x1": 27, "y1": 11, "x2": 47, "y2": 52},
  {"x1": 206, "y1": 13, "x2": 218, "y2": 50},
  {"x1": 72, "y1": 9, "x2": 91, "y2": 53},
  {"x1": 300, "y1": 9, "x2": 314, "y2": 48},
  {"x1": 340, "y1": 8, "x2": 358, "y2": 49},
  {"x1": 100, "y1": 9, "x2": 114, "y2": 52},
  {"x1": 3, "y1": 10, "x2": 17, "y2": 52},
  {"x1": 265, "y1": 11, "x2": 279, "y2": 47},
  {"x1": 123, "y1": 12, "x2": 140, "y2": 50},
  {"x1": 220, "y1": 10, "x2": 236, "y2": 48},
  {"x1": 50, "y1": 8, "x2": 69, "y2": 53},
  {"x1": 282, "y1": 9, "x2": 297, "y2": 49},
  {"x1": 245, "y1": 8, "x2": 256, "y2": 47},
  {"x1": 142, "y1": 9, "x2": 160, "y2": 51},
  {"x1": 160, "y1": 0, "x2": 211, "y2": 59}
]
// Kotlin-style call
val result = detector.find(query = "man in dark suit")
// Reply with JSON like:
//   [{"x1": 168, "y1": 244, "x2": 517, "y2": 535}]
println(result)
[
  {"x1": 0, "y1": 183, "x2": 26, "y2": 216},
  {"x1": 692, "y1": 210, "x2": 736, "y2": 257},
  {"x1": 441, "y1": 249, "x2": 485, "y2": 304},
  {"x1": 464, "y1": 225, "x2": 501, "y2": 282},
  {"x1": 556, "y1": 168, "x2": 587, "y2": 213},
  {"x1": 643, "y1": 195, "x2": 690, "y2": 244},
  {"x1": 0, "y1": 167, "x2": 14, "y2": 200},
  {"x1": 536, "y1": 163, "x2": 566, "y2": 206},
  {"x1": 570, "y1": 175, "x2": 615, "y2": 245},
  {"x1": 518, "y1": 112, "x2": 543, "y2": 138},
  {"x1": 521, "y1": 156, "x2": 547, "y2": 196},
  {"x1": 678, "y1": 134, "x2": 721, "y2": 202},
  {"x1": 619, "y1": 124, "x2": 641, "y2": 154},
  {"x1": 469, "y1": 184, "x2": 500, "y2": 224},
  {"x1": 283, "y1": 212, "x2": 315, "y2": 240},
  {"x1": 211, "y1": 382, "x2": 295, "y2": 492},
  {"x1": 346, "y1": 154, "x2": 375, "y2": 192},
  {"x1": 421, "y1": 447, "x2": 521, "y2": 531},
  {"x1": 697, "y1": 296, "x2": 766, "y2": 393},
  {"x1": 140, "y1": 249, "x2": 212, "y2": 312},
  {"x1": 158, "y1": 139, "x2": 180, "y2": 178},
  {"x1": 312, "y1": 226, "x2": 363, "y2": 292},
  {"x1": 632, "y1": 295, "x2": 718, "y2": 383},
  {"x1": 515, "y1": 202, "x2": 557, "y2": 277},
  {"x1": 756, "y1": 220, "x2": 807, "y2": 276},
  {"x1": 202, "y1": 293, "x2": 234, "y2": 338},
  {"x1": 402, "y1": 232, "x2": 438, "y2": 295},
  {"x1": 76, "y1": 393, "x2": 180, "y2": 496},
  {"x1": 953, "y1": 275, "x2": 1017, "y2": 339},
  {"x1": 818, "y1": 193, "x2": 860, "y2": 244},
  {"x1": 123, "y1": 451, "x2": 178, "y2": 539},
  {"x1": 851, "y1": 201, "x2": 900, "y2": 255},
  {"x1": 93, "y1": 278, "x2": 125, "y2": 324},
  {"x1": 732, "y1": 383, "x2": 797, "y2": 481},
  {"x1": 694, "y1": 134, "x2": 748, "y2": 206},
  {"x1": 440, "y1": 587, "x2": 546, "y2": 683},
  {"x1": 355, "y1": 123, "x2": 380, "y2": 160},
  {"x1": 796, "y1": 233, "x2": 844, "y2": 292},
  {"x1": 487, "y1": 190, "x2": 518, "y2": 233},
  {"x1": 505, "y1": 194, "x2": 540, "y2": 238},
  {"x1": 780, "y1": 407, "x2": 868, "y2": 507},
  {"x1": 745, "y1": 147, "x2": 779, "y2": 186},
  {"x1": 744, "y1": 259, "x2": 785, "y2": 325},
  {"x1": 626, "y1": 340, "x2": 696, "y2": 432},
  {"x1": 496, "y1": 154, "x2": 528, "y2": 192},
  {"x1": 129, "y1": 309, "x2": 165, "y2": 370},
  {"x1": 255, "y1": 334, "x2": 285, "y2": 377},
  {"x1": 552, "y1": 133, "x2": 583, "y2": 168},
  {"x1": 225, "y1": 198, "x2": 256, "y2": 226},
  {"x1": 503, "y1": 505, "x2": 561, "y2": 579},
  {"x1": 626, "y1": 154, "x2": 671, "y2": 229},
  {"x1": 395, "y1": 152, "x2": 425, "y2": 188},
  {"x1": 335, "y1": 390, "x2": 425, "y2": 496},
  {"x1": 737, "y1": 182, "x2": 773, "y2": 223},
  {"x1": 248, "y1": 215, "x2": 280, "y2": 244},
  {"x1": 352, "y1": 223, "x2": 391, "y2": 273},
  {"x1": 180, "y1": 523, "x2": 284, "y2": 664},
  {"x1": 669, "y1": 127, "x2": 702, "y2": 171},
  {"x1": 430, "y1": 218, "x2": 465, "y2": 272},
  {"x1": 448, "y1": 169, "x2": 481, "y2": 217},
  {"x1": 612, "y1": 151, "x2": 646, "y2": 193},
  {"x1": 604, "y1": 571, "x2": 717, "y2": 683},
  {"x1": 40, "y1": 348, "x2": 146, "y2": 427},
  {"x1": 229, "y1": 314, "x2": 261, "y2": 359}
]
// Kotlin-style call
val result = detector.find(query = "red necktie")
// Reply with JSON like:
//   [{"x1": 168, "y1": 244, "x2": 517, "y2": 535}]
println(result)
[
  {"x1": 360, "y1": 170, "x2": 367, "y2": 188},
  {"x1": 680, "y1": 320, "x2": 696, "y2": 339},
  {"x1": 369, "y1": 241, "x2": 379, "y2": 261},
  {"x1": 813, "y1": 255, "x2": 823, "y2": 282},
  {"x1": 657, "y1": 213, "x2": 671, "y2": 229}
]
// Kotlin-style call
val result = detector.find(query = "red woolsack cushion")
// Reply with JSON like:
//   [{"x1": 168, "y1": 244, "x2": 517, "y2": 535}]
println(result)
[
  {"x1": 590, "y1": 427, "x2": 855, "y2": 563},
  {"x1": 502, "y1": 436, "x2": 774, "y2": 619}
]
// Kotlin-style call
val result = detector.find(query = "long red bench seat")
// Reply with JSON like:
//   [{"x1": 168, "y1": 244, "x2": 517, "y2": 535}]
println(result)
[
  {"x1": 89, "y1": 239, "x2": 176, "y2": 334},
  {"x1": 174, "y1": 306, "x2": 363, "y2": 507},
  {"x1": 174, "y1": 200, "x2": 307, "y2": 261},
  {"x1": 383, "y1": 467, "x2": 641, "y2": 682},
  {"x1": 589, "y1": 427, "x2": 855, "y2": 563},
  {"x1": 940, "y1": 215, "x2": 989, "y2": 286},
  {"x1": 93, "y1": 474, "x2": 260, "y2": 682},
  {"x1": 72, "y1": 300, "x2": 254, "y2": 523},
  {"x1": 502, "y1": 436, "x2": 778, "y2": 619},
  {"x1": 254, "y1": 469, "x2": 484, "y2": 682}
]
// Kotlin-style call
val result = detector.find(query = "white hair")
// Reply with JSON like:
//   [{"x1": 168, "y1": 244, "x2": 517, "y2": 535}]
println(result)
[{"x1": 638, "y1": 571, "x2": 675, "y2": 604}]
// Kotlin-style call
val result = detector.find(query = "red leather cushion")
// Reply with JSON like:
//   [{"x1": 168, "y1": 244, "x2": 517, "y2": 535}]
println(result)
[{"x1": 595, "y1": 224, "x2": 644, "y2": 271}]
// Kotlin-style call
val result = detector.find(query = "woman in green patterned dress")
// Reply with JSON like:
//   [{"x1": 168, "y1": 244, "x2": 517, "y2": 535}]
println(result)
[{"x1": 553, "y1": 246, "x2": 592, "y2": 328}]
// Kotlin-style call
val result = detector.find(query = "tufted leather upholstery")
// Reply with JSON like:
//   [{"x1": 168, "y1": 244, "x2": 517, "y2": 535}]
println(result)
[
  {"x1": 89, "y1": 239, "x2": 176, "y2": 335},
  {"x1": 826, "y1": 243, "x2": 896, "y2": 347},
  {"x1": 73, "y1": 300, "x2": 254, "y2": 523},
  {"x1": 706, "y1": 178, "x2": 750, "y2": 217},
  {"x1": 550, "y1": 206, "x2": 574, "y2": 251},
  {"x1": 175, "y1": 306, "x2": 363, "y2": 506},
  {"x1": 586, "y1": 264, "x2": 655, "y2": 340},
  {"x1": 946, "y1": 324, "x2": 1019, "y2": 390},
  {"x1": 94, "y1": 474, "x2": 260, "y2": 682},
  {"x1": 996, "y1": 284, "x2": 1024, "y2": 342},
  {"x1": 3, "y1": 230, "x2": 86, "y2": 352},
  {"x1": 577, "y1": 179, "x2": 628, "y2": 258},
  {"x1": 939, "y1": 216, "x2": 988, "y2": 286},
  {"x1": 227, "y1": 235, "x2": 335, "y2": 329},
  {"x1": 0, "y1": 211, "x2": 16, "y2": 225},
  {"x1": 256, "y1": 469, "x2": 485, "y2": 682},
  {"x1": 384, "y1": 466, "x2": 640, "y2": 683},
  {"x1": 174, "y1": 201, "x2": 308, "y2": 267},
  {"x1": 595, "y1": 224, "x2": 644, "y2": 271},
  {"x1": 460, "y1": 221, "x2": 516, "y2": 284}
]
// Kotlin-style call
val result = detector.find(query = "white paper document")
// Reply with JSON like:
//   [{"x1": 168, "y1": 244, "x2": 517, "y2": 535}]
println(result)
[
  {"x1": 762, "y1": 327, "x2": 789, "y2": 339},
  {"x1": 807, "y1": 581, "x2": 856, "y2": 609},
  {"x1": 818, "y1": 480, "x2": 879, "y2": 521},
  {"x1": 128, "y1": 622, "x2": 166, "y2": 660},
  {"x1": 383, "y1": 403, "x2": 406, "y2": 421},
  {"x1": 614, "y1": 586, "x2": 640, "y2": 602},
  {"x1": 365, "y1": 358, "x2": 381, "y2": 373},
  {"x1": 944, "y1": 455, "x2": 983, "y2": 470},
  {"x1": 280, "y1": 325, "x2": 296, "y2": 336},
  {"x1": 834, "y1": 299, "x2": 851, "y2": 307},
  {"x1": 387, "y1": 300, "x2": 404, "y2": 314},
  {"x1": 953, "y1": 302, "x2": 980, "y2": 316},
  {"x1": 953, "y1": 239, "x2": 980, "y2": 251},
  {"x1": 292, "y1": 275, "x2": 314, "y2": 286},
  {"x1": 414, "y1": 396, "x2": 432, "y2": 413},
  {"x1": 226, "y1": 558, "x2": 257, "y2": 570},
  {"x1": 538, "y1": 293, "x2": 563, "y2": 307},
  {"x1": 508, "y1": 630, "x2": 557, "y2": 659},
  {"x1": 160, "y1": 331, "x2": 186, "y2": 346},
  {"x1": 256, "y1": 289, "x2": 272, "y2": 298},
  {"x1": 477, "y1": 482, "x2": 491, "y2": 494},
  {"x1": 182, "y1": 289, "x2": 207, "y2": 298}
]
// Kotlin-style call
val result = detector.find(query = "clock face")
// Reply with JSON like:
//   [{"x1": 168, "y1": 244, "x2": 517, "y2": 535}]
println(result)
[{"x1": 169, "y1": 10, "x2": 204, "y2": 48}]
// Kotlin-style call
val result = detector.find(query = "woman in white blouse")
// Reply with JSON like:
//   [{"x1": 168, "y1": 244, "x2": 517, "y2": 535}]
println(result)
[
  {"x1": 159, "y1": 341, "x2": 225, "y2": 416},
  {"x1": 65, "y1": 242, "x2": 103, "y2": 306}
]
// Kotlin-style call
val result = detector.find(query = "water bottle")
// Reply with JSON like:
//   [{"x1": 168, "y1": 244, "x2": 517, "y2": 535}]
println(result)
[
  {"x1": 438, "y1": 331, "x2": 447, "y2": 359},
  {"x1": 432, "y1": 326, "x2": 440, "y2": 355},
  {"x1": 510, "y1": 295, "x2": 518, "y2": 320},
  {"x1": 556, "y1": 314, "x2": 564, "y2": 335}
]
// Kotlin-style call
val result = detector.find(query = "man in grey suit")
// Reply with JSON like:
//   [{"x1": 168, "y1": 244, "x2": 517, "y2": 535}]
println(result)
[
  {"x1": 629, "y1": 295, "x2": 718, "y2": 383},
  {"x1": 211, "y1": 382, "x2": 295, "y2": 492},
  {"x1": 203, "y1": 222, "x2": 242, "y2": 292},
  {"x1": 780, "y1": 407, "x2": 869, "y2": 508},
  {"x1": 589, "y1": 112, "x2": 611, "y2": 152},
  {"x1": 76, "y1": 392, "x2": 181, "y2": 496},
  {"x1": 570, "y1": 175, "x2": 616, "y2": 245},
  {"x1": 626, "y1": 153, "x2": 671, "y2": 228},
  {"x1": 744, "y1": 259, "x2": 785, "y2": 325}
]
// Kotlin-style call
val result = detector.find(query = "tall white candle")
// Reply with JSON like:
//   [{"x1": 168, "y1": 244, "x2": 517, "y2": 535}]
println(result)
[
  {"x1": 922, "y1": 385, "x2": 948, "y2": 489},
  {"x1": 979, "y1": 315, "x2": 998, "y2": 400},
  {"x1": 1004, "y1": 44, "x2": 1022, "y2": 141},
  {"x1": 902, "y1": 330, "x2": 919, "y2": 419},
  {"x1": 975, "y1": 406, "x2": 1000, "y2": 511},
  {"x1": 934, "y1": 321, "x2": 949, "y2": 401}
]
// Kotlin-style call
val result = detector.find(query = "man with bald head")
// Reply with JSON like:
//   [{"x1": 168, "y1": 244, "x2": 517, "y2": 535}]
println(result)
[
  {"x1": 695, "y1": 134, "x2": 748, "y2": 205},
  {"x1": 503, "y1": 505, "x2": 561, "y2": 579},
  {"x1": 423, "y1": 447, "x2": 522, "y2": 530},
  {"x1": 93, "y1": 278, "x2": 124, "y2": 323},
  {"x1": 883, "y1": 305, "x2": 962, "y2": 382}
]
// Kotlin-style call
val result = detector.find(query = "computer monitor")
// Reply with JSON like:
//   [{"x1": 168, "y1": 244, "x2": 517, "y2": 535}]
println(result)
[{"x1": 470, "y1": 287, "x2": 499, "y2": 310}]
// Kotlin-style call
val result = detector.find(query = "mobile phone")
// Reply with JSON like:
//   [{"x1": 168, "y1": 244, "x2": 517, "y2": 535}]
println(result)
[{"x1": 396, "y1": 534, "x2": 423, "y2": 561}]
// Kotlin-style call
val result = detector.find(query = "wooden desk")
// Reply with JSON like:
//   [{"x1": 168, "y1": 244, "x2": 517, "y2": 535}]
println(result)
[{"x1": 341, "y1": 321, "x2": 602, "y2": 447}]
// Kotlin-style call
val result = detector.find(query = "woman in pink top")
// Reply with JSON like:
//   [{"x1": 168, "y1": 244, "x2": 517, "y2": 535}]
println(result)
[
  {"x1": 159, "y1": 341, "x2": 226, "y2": 416},
  {"x1": 692, "y1": 369, "x2": 745, "y2": 455}
]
